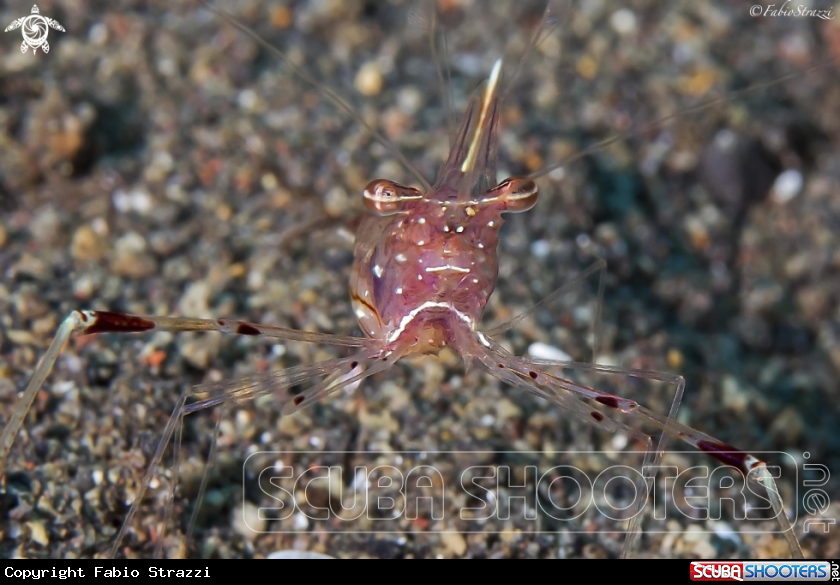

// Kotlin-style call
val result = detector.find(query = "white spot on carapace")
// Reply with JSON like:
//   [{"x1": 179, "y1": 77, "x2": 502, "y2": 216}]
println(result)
[
  {"x1": 443, "y1": 226, "x2": 450, "y2": 233},
  {"x1": 395, "y1": 253, "x2": 407, "y2": 262},
  {"x1": 395, "y1": 287, "x2": 403, "y2": 294},
  {"x1": 477, "y1": 243, "x2": 484, "y2": 249},
  {"x1": 373, "y1": 264, "x2": 384, "y2": 278},
  {"x1": 418, "y1": 217, "x2": 426, "y2": 224},
  {"x1": 417, "y1": 240, "x2": 425, "y2": 246},
  {"x1": 455, "y1": 225, "x2": 465, "y2": 233},
  {"x1": 417, "y1": 274, "x2": 423, "y2": 280},
  {"x1": 487, "y1": 221, "x2": 495, "y2": 227}
]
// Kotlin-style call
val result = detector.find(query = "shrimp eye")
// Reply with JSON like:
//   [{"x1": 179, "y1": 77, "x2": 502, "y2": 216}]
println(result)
[
  {"x1": 362, "y1": 179, "x2": 422, "y2": 215},
  {"x1": 488, "y1": 176, "x2": 538, "y2": 213}
]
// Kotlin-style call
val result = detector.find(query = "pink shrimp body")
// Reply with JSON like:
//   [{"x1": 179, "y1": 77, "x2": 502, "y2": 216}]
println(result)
[{"x1": 349, "y1": 61, "x2": 538, "y2": 356}]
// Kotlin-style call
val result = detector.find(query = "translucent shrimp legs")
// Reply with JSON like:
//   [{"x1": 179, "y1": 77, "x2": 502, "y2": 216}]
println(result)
[{"x1": 0, "y1": 3, "x2": 806, "y2": 560}]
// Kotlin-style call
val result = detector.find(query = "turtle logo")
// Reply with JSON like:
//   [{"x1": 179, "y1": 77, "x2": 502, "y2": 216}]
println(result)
[{"x1": 4, "y1": 5, "x2": 65, "y2": 54}]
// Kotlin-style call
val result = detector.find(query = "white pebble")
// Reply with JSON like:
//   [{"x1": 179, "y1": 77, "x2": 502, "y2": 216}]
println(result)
[
  {"x1": 610, "y1": 9, "x2": 637, "y2": 35},
  {"x1": 713, "y1": 129, "x2": 738, "y2": 151},
  {"x1": 611, "y1": 432, "x2": 628, "y2": 450},
  {"x1": 54, "y1": 381, "x2": 76, "y2": 395},
  {"x1": 712, "y1": 520, "x2": 742, "y2": 544},
  {"x1": 530, "y1": 239, "x2": 551, "y2": 258},
  {"x1": 91, "y1": 216, "x2": 109, "y2": 236},
  {"x1": 771, "y1": 169, "x2": 803, "y2": 204},
  {"x1": 157, "y1": 58, "x2": 177, "y2": 77},
  {"x1": 112, "y1": 188, "x2": 153, "y2": 215},
  {"x1": 114, "y1": 231, "x2": 147, "y2": 254},
  {"x1": 92, "y1": 469, "x2": 104, "y2": 486},
  {"x1": 293, "y1": 512, "x2": 309, "y2": 531},
  {"x1": 575, "y1": 233, "x2": 591, "y2": 248},
  {"x1": 527, "y1": 342, "x2": 572, "y2": 362},
  {"x1": 88, "y1": 23, "x2": 108, "y2": 45},
  {"x1": 396, "y1": 87, "x2": 424, "y2": 115},
  {"x1": 112, "y1": 189, "x2": 131, "y2": 213},
  {"x1": 267, "y1": 550, "x2": 335, "y2": 559},
  {"x1": 238, "y1": 88, "x2": 258, "y2": 111},
  {"x1": 152, "y1": 150, "x2": 173, "y2": 172}
]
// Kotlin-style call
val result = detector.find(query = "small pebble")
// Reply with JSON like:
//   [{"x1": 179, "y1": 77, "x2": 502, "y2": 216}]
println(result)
[
  {"x1": 770, "y1": 406, "x2": 804, "y2": 443},
  {"x1": 27, "y1": 522, "x2": 49, "y2": 547},
  {"x1": 712, "y1": 521, "x2": 741, "y2": 545},
  {"x1": 112, "y1": 188, "x2": 153, "y2": 215},
  {"x1": 30, "y1": 208, "x2": 61, "y2": 245},
  {"x1": 771, "y1": 169, "x2": 803, "y2": 204},
  {"x1": 355, "y1": 61, "x2": 383, "y2": 96},
  {"x1": 396, "y1": 87, "x2": 424, "y2": 115},
  {"x1": 527, "y1": 342, "x2": 572, "y2": 362},
  {"x1": 238, "y1": 88, "x2": 259, "y2": 111},
  {"x1": 0, "y1": 224, "x2": 7, "y2": 248},
  {"x1": 293, "y1": 512, "x2": 309, "y2": 531},
  {"x1": 441, "y1": 532, "x2": 467, "y2": 556},
  {"x1": 267, "y1": 550, "x2": 335, "y2": 559},
  {"x1": 611, "y1": 433, "x2": 628, "y2": 451},
  {"x1": 495, "y1": 399, "x2": 521, "y2": 422},
  {"x1": 178, "y1": 281, "x2": 211, "y2": 318},
  {"x1": 721, "y1": 375, "x2": 749, "y2": 413},
  {"x1": 530, "y1": 239, "x2": 551, "y2": 258},
  {"x1": 71, "y1": 225, "x2": 105, "y2": 262},
  {"x1": 88, "y1": 23, "x2": 108, "y2": 45},
  {"x1": 233, "y1": 502, "x2": 265, "y2": 538},
  {"x1": 667, "y1": 348, "x2": 684, "y2": 370},
  {"x1": 610, "y1": 9, "x2": 637, "y2": 35}
]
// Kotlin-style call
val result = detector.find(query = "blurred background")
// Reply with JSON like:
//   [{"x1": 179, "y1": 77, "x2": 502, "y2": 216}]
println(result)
[{"x1": 0, "y1": 0, "x2": 838, "y2": 558}]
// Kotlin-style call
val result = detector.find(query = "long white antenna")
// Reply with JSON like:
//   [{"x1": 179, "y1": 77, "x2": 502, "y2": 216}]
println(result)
[{"x1": 461, "y1": 58, "x2": 503, "y2": 173}]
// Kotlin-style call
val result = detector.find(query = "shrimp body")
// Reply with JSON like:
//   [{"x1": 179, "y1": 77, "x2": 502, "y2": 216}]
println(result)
[
  {"x1": 350, "y1": 195, "x2": 503, "y2": 353},
  {"x1": 349, "y1": 61, "x2": 537, "y2": 356}
]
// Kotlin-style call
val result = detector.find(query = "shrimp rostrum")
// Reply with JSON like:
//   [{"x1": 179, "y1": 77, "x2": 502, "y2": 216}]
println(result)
[{"x1": 0, "y1": 2, "x2": 812, "y2": 559}]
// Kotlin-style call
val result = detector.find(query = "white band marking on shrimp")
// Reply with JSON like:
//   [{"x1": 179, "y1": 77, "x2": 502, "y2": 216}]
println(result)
[
  {"x1": 387, "y1": 301, "x2": 476, "y2": 343},
  {"x1": 425, "y1": 264, "x2": 470, "y2": 274}
]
